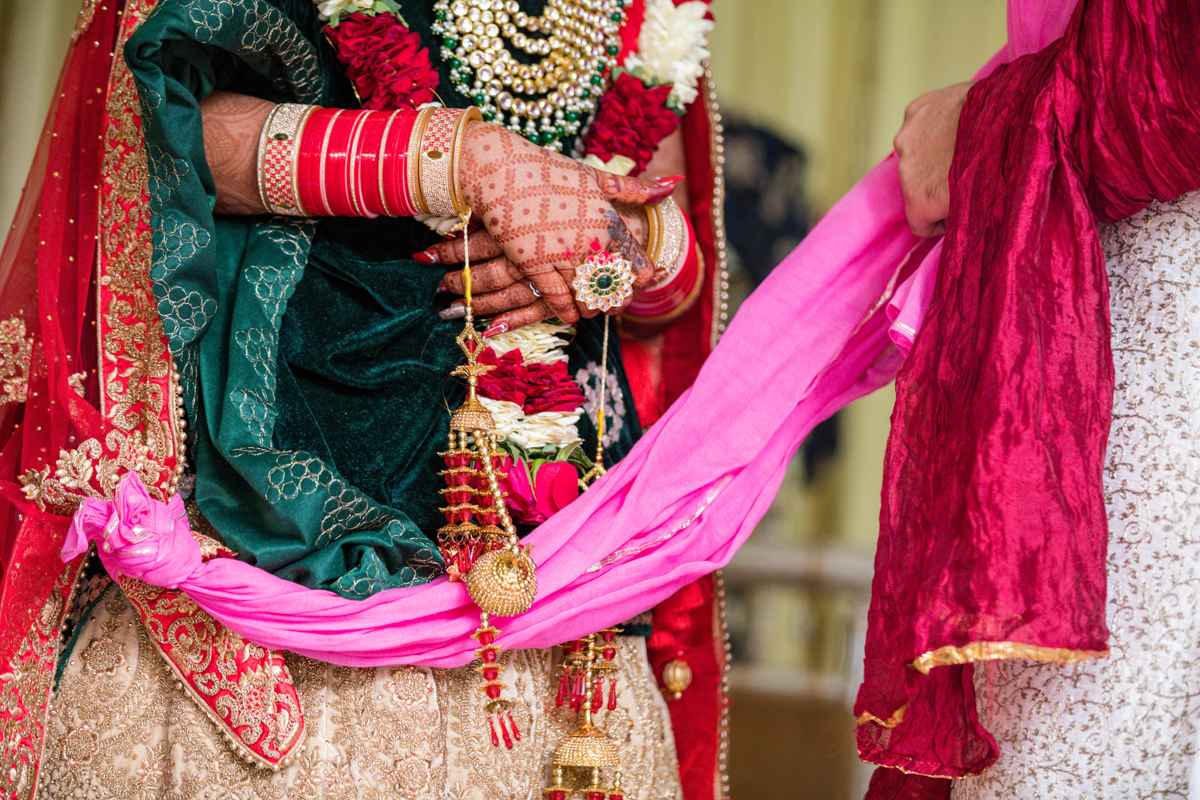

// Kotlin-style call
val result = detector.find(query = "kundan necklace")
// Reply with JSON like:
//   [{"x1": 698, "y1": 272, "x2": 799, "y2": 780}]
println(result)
[{"x1": 431, "y1": 0, "x2": 629, "y2": 151}]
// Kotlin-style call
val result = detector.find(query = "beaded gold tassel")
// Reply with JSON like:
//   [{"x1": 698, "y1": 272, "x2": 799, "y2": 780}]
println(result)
[
  {"x1": 436, "y1": 212, "x2": 538, "y2": 748},
  {"x1": 544, "y1": 322, "x2": 625, "y2": 797},
  {"x1": 545, "y1": 630, "x2": 626, "y2": 799}
]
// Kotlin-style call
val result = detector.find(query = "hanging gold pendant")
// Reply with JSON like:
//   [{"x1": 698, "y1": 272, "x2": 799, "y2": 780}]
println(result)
[{"x1": 434, "y1": 213, "x2": 538, "y2": 749}]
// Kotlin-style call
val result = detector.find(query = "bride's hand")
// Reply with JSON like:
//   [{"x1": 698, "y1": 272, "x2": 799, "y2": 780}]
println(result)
[
  {"x1": 423, "y1": 202, "x2": 652, "y2": 333},
  {"x1": 433, "y1": 121, "x2": 672, "y2": 330}
]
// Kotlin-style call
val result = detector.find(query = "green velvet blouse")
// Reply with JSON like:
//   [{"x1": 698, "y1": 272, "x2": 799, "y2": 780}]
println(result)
[{"x1": 125, "y1": 0, "x2": 641, "y2": 598}]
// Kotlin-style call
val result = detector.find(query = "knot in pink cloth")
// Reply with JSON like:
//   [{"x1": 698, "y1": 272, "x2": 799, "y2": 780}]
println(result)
[{"x1": 62, "y1": 472, "x2": 203, "y2": 588}]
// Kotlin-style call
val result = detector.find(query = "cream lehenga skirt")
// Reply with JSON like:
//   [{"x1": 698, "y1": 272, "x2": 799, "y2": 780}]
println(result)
[{"x1": 39, "y1": 585, "x2": 681, "y2": 800}]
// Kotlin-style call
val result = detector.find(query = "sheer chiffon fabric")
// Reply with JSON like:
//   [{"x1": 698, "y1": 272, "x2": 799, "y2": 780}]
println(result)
[{"x1": 0, "y1": 0, "x2": 184, "y2": 666}]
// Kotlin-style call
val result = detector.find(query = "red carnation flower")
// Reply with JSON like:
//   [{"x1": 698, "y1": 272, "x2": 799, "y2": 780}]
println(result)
[
  {"x1": 325, "y1": 14, "x2": 439, "y2": 111},
  {"x1": 583, "y1": 71, "x2": 681, "y2": 174},
  {"x1": 522, "y1": 361, "x2": 585, "y2": 414},
  {"x1": 477, "y1": 348, "x2": 584, "y2": 415}
]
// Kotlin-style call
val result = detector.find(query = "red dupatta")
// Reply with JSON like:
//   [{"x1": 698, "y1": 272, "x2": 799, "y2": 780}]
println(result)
[
  {"x1": 859, "y1": 0, "x2": 1200, "y2": 795},
  {"x1": 0, "y1": 0, "x2": 123, "y2": 663}
]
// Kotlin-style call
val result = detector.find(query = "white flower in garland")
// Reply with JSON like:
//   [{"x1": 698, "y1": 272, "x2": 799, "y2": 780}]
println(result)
[
  {"x1": 480, "y1": 397, "x2": 582, "y2": 450},
  {"x1": 487, "y1": 321, "x2": 574, "y2": 365},
  {"x1": 580, "y1": 153, "x2": 637, "y2": 177},
  {"x1": 316, "y1": 0, "x2": 402, "y2": 25},
  {"x1": 623, "y1": 0, "x2": 713, "y2": 107},
  {"x1": 479, "y1": 397, "x2": 524, "y2": 439},
  {"x1": 507, "y1": 411, "x2": 583, "y2": 449}
]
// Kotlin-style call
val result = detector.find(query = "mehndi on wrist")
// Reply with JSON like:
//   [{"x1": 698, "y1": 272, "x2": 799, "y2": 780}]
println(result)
[{"x1": 255, "y1": 104, "x2": 479, "y2": 219}]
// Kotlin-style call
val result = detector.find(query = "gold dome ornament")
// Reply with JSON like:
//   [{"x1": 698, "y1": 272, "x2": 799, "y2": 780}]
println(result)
[
  {"x1": 571, "y1": 250, "x2": 635, "y2": 313},
  {"x1": 432, "y1": 211, "x2": 538, "y2": 749},
  {"x1": 466, "y1": 545, "x2": 538, "y2": 616},
  {"x1": 661, "y1": 658, "x2": 693, "y2": 700},
  {"x1": 546, "y1": 632, "x2": 626, "y2": 797}
]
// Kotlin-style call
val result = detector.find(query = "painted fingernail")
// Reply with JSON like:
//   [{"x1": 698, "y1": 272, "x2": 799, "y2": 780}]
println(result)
[
  {"x1": 439, "y1": 304, "x2": 466, "y2": 320},
  {"x1": 483, "y1": 323, "x2": 508, "y2": 338},
  {"x1": 436, "y1": 280, "x2": 447, "y2": 293},
  {"x1": 413, "y1": 249, "x2": 439, "y2": 264},
  {"x1": 654, "y1": 175, "x2": 685, "y2": 187}
]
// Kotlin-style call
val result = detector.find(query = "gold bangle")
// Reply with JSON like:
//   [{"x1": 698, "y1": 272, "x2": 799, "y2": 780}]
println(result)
[
  {"x1": 408, "y1": 108, "x2": 434, "y2": 214},
  {"x1": 448, "y1": 107, "x2": 482, "y2": 216},
  {"x1": 644, "y1": 201, "x2": 664, "y2": 265},
  {"x1": 258, "y1": 103, "x2": 316, "y2": 216},
  {"x1": 255, "y1": 103, "x2": 282, "y2": 212},
  {"x1": 418, "y1": 108, "x2": 470, "y2": 217},
  {"x1": 647, "y1": 197, "x2": 687, "y2": 289}
]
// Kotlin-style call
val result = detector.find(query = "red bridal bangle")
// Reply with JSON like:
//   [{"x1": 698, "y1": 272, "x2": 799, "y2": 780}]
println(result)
[{"x1": 262, "y1": 105, "x2": 466, "y2": 218}]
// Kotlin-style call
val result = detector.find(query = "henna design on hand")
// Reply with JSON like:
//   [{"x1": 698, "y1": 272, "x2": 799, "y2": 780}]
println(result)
[
  {"x1": 200, "y1": 91, "x2": 274, "y2": 215},
  {"x1": 603, "y1": 208, "x2": 654, "y2": 287},
  {"x1": 458, "y1": 121, "x2": 667, "y2": 326}
]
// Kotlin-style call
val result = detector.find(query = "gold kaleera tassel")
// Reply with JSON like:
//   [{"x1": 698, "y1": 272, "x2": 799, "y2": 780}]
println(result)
[
  {"x1": 542, "y1": 319, "x2": 629, "y2": 798},
  {"x1": 435, "y1": 210, "x2": 538, "y2": 749}
]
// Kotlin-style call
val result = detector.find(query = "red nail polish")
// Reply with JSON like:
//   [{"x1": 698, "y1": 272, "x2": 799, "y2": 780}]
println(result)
[
  {"x1": 436, "y1": 280, "x2": 447, "y2": 293},
  {"x1": 413, "y1": 249, "x2": 438, "y2": 264},
  {"x1": 483, "y1": 323, "x2": 508, "y2": 338},
  {"x1": 654, "y1": 175, "x2": 685, "y2": 187}
]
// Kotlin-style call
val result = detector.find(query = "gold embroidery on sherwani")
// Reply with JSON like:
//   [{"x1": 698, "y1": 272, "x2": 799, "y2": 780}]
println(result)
[{"x1": 42, "y1": 587, "x2": 683, "y2": 800}]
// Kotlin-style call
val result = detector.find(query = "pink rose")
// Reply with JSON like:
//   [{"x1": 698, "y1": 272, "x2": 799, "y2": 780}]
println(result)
[{"x1": 499, "y1": 457, "x2": 580, "y2": 525}]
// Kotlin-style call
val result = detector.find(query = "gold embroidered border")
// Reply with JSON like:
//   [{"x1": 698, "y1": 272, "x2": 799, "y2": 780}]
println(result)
[
  {"x1": 856, "y1": 702, "x2": 907, "y2": 729},
  {"x1": 911, "y1": 641, "x2": 1109, "y2": 676},
  {"x1": 0, "y1": 317, "x2": 32, "y2": 406},
  {"x1": 95, "y1": 0, "x2": 184, "y2": 495},
  {"x1": 856, "y1": 755, "x2": 989, "y2": 781},
  {"x1": 0, "y1": 560, "x2": 83, "y2": 800},
  {"x1": 118, "y1": 578, "x2": 306, "y2": 770}
]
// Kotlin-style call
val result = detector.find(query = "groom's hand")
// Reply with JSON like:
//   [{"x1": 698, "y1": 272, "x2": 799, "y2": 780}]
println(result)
[{"x1": 893, "y1": 81, "x2": 973, "y2": 237}]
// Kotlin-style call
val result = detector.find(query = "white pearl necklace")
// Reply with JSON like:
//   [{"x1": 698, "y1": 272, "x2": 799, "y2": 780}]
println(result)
[{"x1": 431, "y1": 0, "x2": 628, "y2": 151}]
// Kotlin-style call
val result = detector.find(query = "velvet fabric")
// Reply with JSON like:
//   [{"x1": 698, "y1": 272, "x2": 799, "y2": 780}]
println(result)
[
  {"x1": 124, "y1": 0, "x2": 639, "y2": 597},
  {"x1": 860, "y1": 0, "x2": 1200, "y2": 793}
]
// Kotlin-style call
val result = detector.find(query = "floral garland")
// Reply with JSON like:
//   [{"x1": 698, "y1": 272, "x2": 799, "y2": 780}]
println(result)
[
  {"x1": 474, "y1": 322, "x2": 594, "y2": 525},
  {"x1": 581, "y1": 0, "x2": 713, "y2": 175}
]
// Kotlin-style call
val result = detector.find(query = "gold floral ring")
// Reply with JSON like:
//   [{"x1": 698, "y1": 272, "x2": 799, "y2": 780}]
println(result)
[{"x1": 570, "y1": 250, "x2": 635, "y2": 313}]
